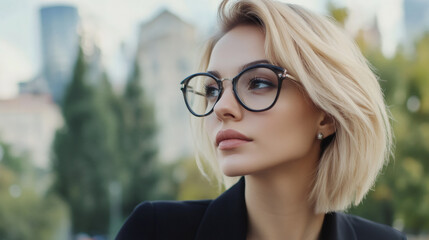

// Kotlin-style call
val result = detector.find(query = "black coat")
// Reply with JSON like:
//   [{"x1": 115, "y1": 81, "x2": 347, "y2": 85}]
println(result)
[{"x1": 116, "y1": 177, "x2": 406, "y2": 240}]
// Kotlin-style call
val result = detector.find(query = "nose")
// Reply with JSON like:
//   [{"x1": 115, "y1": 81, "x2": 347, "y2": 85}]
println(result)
[{"x1": 213, "y1": 80, "x2": 243, "y2": 121}]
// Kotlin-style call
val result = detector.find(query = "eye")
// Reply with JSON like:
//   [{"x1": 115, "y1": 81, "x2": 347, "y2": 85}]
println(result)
[
  {"x1": 247, "y1": 78, "x2": 276, "y2": 90},
  {"x1": 204, "y1": 85, "x2": 220, "y2": 99}
]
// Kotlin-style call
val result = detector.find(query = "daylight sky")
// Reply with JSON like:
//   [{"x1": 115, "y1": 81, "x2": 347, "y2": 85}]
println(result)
[{"x1": 0, "y1": 0, "x2": 404, "y2": 98}]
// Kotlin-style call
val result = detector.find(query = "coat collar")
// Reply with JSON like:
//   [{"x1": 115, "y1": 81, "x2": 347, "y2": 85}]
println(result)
[
  {"x1": 319, "y1": 212, "x2": 357, "y2": 240},
  {"x1": 194, "y1": 177, "x2": 247, "y2": 240},
  {"x1": 195, "y1": 176, "x2": 358, "y2": 240}
]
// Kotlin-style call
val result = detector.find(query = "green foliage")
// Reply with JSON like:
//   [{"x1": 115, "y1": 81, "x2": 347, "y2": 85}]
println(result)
[
  {"x1": 0, "y1": 141, "x2": 29, "y2": 174},
  {"x1": 348, "y1": 33, "x2": 429, "y2": 233},
  {"x1": 0, "y1": 141, "x2": 68, "y2": 240},
  {"x1": 175, "y1": 157, "x2": 219, "y2": 201},
  {"x1": 389, "y1": 33, "x2": 429, "y2": 233},
  {"x1": 0, "y1": 186, "x2": 68, "y2": 240},
  {"x1": 327, "y1": 2, "x2": 348, "y2": 25}
]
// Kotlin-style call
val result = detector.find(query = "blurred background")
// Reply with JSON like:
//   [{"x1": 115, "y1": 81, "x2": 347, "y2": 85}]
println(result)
[{"x1": 0, "y1": 0, "x2": 428, "y2": 239}]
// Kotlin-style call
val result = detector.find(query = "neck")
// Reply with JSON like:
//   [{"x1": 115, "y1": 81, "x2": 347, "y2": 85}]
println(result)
[{"x1": 244, "y1": 157, "x2": 325, "y2": 240}]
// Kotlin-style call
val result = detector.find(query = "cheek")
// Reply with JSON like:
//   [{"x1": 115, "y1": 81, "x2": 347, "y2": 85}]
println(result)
[
  {"x1": 203, "y1": 116, "x2": 218, "y2": 144},
  {"x1": 258, "y1": 96, "x2": 320, "y2": 160}
]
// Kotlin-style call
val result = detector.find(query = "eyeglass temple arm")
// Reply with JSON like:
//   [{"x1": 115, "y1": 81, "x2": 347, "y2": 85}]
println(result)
[
  {"x1": 281, "y1": 69, "x2": 296, "y2": 81},
  {"x1": 182, "y1": 86, "x2": 206, "y2": 97}
]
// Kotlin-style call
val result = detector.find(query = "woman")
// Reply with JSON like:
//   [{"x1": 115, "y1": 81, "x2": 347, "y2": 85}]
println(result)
[{"x1": 116, "y1": 0, "x2": 406, "y2": 239}]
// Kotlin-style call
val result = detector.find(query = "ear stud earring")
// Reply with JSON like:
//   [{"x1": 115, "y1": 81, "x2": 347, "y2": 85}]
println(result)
[{"x1": 317, "y1": 133, "x2": 324, "y2": 140}]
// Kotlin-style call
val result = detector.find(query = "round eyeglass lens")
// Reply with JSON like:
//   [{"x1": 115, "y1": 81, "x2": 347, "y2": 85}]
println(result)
[
  {"x1": 184, "y1": 74, "x2": 219, "y2": 116},
  {"x1": 235, "y1": 67, "x2": 280, "y2": 110}
]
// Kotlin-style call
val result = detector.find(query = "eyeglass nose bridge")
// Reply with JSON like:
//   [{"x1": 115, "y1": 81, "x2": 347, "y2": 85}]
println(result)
[
  {"x1": 219, "y1": 77, "x2": 234, "y2": 82},
  {"x1": 215, "y1": 77, "x2": 235, "y2": 99},
  {"x1": 212, "y1": 77, "x2": 242, "y2": 114},
  {"x1": 216, "y1": 77, "x2": 235, "y2": 95}
]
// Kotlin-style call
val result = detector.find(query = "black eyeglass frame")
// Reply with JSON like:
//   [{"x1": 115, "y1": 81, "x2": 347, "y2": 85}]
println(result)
[{"x1": 180, "y1": 63, "x2": 296, "y2": 117}]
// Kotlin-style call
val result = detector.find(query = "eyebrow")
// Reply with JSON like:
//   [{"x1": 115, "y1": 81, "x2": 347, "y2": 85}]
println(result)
[{"x1": 207, "y1": 59, "x2": 270, "y2": 78}]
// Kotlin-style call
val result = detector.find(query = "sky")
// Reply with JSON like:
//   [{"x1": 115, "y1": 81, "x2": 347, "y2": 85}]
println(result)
[{"x1": 0, "y1": 0, "x2": 405, "y2": 99}]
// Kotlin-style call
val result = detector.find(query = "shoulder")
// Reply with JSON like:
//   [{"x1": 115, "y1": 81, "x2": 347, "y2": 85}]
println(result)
[
  {"x1": 338, "y1": 212, "x2": 407, "y2": 240},
  {"x1": 116, "y1": 200, "x2": 211, "y2": 240}
]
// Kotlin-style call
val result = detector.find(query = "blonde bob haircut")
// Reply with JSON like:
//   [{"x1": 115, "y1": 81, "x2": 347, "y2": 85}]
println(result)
[{"x1": 190, "y1": 0, "x2": 393, "y2": 214}]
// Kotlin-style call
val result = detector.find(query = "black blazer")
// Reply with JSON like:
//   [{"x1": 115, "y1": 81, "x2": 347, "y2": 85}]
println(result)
[{"x1": 116, "y1": 177, "x2": 406, "y2": 240}]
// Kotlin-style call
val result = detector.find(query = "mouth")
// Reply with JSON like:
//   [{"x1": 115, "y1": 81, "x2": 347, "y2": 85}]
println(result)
[{"x1": 216, "y1": 129, "x2": 253, "y2": 150}]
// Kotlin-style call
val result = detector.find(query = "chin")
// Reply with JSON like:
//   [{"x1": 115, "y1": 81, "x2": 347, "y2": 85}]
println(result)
[
  {"x1": 222, "y1": 169, "x2": 244, "y2": 177},
  {"x1": 219, "y1": 157, "x2": 260, "y2": 177},
  {"x1": 220, "y1": 162, "x2": 242, "y2": 176}
]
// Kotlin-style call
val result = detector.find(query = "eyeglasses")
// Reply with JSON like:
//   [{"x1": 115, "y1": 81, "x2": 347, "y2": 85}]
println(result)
[{"x1": 180, "y1": 63, "x2": 296, "y2": 117}]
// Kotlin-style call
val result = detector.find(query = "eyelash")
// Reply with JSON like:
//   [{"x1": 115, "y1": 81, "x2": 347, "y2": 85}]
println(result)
[{"x1": 247, "y1": 78, "x2": 276, "y2": 90}]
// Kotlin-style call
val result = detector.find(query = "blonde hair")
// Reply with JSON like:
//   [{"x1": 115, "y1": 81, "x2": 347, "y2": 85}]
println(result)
[{"x1": 190, "y1": 0, "x2": 393, "y2": 213}]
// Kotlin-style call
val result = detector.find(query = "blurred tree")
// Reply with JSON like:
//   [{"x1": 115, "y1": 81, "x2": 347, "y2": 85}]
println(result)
[
  {"x1": 175, "y1": 157, "x2": 219, "y2": 201},
  {"x1": 52, "y1": 45, "x2": 179, "y2": 237},
  {"x1": 52, "y1": 46, "x2": 119, "y2": 235},
  {"x1": 388, "y1": 33, "x2": 429, "y2": 232},
  {"x1": 0, "y1": 141, "x2": 29, "y2": 175},
  {"x1": 349, "y1": 33, "x2": 429, "y2": 233},
  {"x1": 117, "y1": 60, "x2": 177, "y2": 216}
]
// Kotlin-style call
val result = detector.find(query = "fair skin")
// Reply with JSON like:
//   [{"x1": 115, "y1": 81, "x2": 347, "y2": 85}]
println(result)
[{"x1": 205, "y1": 25, "x2": 335, "y2": 240}]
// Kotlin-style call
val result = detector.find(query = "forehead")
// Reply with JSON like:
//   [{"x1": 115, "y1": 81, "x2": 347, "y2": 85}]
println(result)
[{"x1": 207, "y1": 25, "x2": 266, "y2": 75}]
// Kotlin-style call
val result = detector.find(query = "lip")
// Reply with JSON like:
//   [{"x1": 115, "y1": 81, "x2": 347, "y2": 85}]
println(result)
[{"x1": 215, "y1": 129, "x2": 252, "y2": 150}]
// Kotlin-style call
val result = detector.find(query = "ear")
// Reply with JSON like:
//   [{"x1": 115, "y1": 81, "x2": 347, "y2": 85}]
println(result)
[{"x1": 317, "y1": 112, "x2": 336, "y2": 138}]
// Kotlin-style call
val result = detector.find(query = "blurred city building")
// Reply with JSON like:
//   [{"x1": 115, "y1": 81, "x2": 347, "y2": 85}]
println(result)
[
  {"x1": 18, "y1": 74, "x2": 50, "y2": 95},
  {"x1": 40, "y1": 5, "x2": 80, "y2": 103},
  {"x1": 136, "y1": 9, "x2": 201, "y2": 162},
  {"x1": 0, "y1": 94, "x2": 63, "y2": 168},
  {"x1": 359, "y1": 18, "x2": 382, "y2": 51},
  {"x1": 9, "y1": 4, "x2": 103, "y2": 170}
]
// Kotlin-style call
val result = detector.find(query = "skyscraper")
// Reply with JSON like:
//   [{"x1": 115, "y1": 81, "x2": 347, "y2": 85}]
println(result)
[{"x1": 40, "y1": 5, "x2": 79, "y2": 103}]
